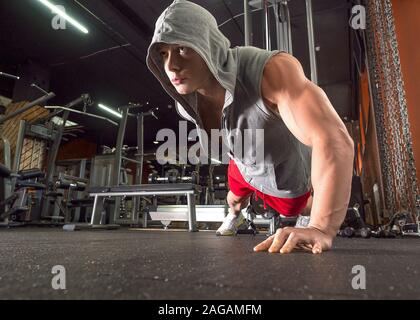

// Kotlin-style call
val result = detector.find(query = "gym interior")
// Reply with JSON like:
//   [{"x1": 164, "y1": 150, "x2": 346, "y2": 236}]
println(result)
[{"x1": 0, "y1": 0, "x2": 419, "y2": 301}]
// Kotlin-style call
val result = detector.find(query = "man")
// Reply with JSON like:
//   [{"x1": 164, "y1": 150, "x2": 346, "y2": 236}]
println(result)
[{"x1": 146, "y1": 0, "x2": 354, "y2": 254}]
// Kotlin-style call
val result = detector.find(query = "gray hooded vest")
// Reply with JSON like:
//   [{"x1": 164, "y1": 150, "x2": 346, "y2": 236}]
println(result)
[{"x1": 146, "y1": 0, "x2": 312, "y2": 198}]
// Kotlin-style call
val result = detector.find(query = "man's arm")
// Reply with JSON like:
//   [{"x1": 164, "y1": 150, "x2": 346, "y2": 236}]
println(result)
[{"x1": 254, "y1": 52, "x2": 354, "y2": 253}]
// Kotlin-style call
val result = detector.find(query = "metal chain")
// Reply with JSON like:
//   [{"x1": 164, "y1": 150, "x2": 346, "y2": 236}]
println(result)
[
  {"x1": 366, "y1": 0, "x2": 394, "y2": 214},
  {"x1": 384, "y1": 0, "x2": 420, "y2": 219},
  {"x1": 365, "y1": 0, "x2": 420, "y2": 221}
]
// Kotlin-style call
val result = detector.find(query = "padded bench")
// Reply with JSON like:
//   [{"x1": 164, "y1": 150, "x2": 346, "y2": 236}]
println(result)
[{"x1": 88, "y1": 183, "x2": 202, "y2": 232}]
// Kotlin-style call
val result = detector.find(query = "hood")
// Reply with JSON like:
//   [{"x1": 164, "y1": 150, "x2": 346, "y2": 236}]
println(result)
[{"x1": 146, "y1": 0, "x2": 237, "y2": 122}]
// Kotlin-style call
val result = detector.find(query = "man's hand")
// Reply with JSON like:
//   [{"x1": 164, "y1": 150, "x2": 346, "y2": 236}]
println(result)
[{"x1": 253, "y1": 227, "x2": 333, "y2": 254}]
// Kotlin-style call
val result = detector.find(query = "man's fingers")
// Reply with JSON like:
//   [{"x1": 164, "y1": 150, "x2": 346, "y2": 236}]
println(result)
[
  {"x1": 296, "y1": 243, "x2": 313, "y2": 252},
  {"x1": 253, "y1": 234, "x2": 275, "y2": 252},
  {"x1": 279, "y1": 232, "x2": 300, "y2": 254},
  {"x1": 254, "y1": 227, "x2": 330, "y2": 254},
  {"x1": 268, "y1": 228, "x2": 290, "y2": 253},
  {"x1": 312, "y1": 241, "x2": 323, "y2": 254}
]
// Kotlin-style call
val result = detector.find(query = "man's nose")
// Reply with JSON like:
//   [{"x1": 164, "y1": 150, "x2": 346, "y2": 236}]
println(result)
[{"x1": 166, "y1": 51, "x2": 181, "y2": 72}]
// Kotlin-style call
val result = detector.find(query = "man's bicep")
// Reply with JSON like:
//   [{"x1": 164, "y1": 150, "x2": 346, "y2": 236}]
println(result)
[
  {"x1": 262, "y1": 55, "x2": 350, "y2": 147},
  {"x1": 279, "y1": 82, "x2": 351, "y2": 148}
]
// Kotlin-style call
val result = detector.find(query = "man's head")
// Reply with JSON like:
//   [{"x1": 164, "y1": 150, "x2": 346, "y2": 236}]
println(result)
[
  {"x1": 146, "y1": 0, "x2": 235, "y2": 112},
  {"x1": 155, "y1": 43, "x2": 214, "y2": 95}
]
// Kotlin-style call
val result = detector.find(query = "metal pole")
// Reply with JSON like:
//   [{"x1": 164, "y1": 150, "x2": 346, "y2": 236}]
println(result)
[
  {"x1": 274, "y1": 2, "x2": 283, "y2": 51},
  {"x1": 73, "y1": 159, "x2": 86, "y2": 222},
  {"x1": 0, "y1": 92, "x2": 55, "y2": 125},
  {"x1": 305, "y1": 0, "x2": 318, "y2": 84},
  {"x1": 0, "y1": 71, "x2": 20, "y2": 80},
  {"x1": 113, "y1": 108, "x2": 129, "y2": 186},
  {"x1": 111, "y1": 107, "x2": 129, "y2": 224},
  {"x1": 44, "y1": 110, "x2": 70, "y2": 185},
  {"x1": 187, "y1": 193, "x2": 198, "y2": 232},
  {"x1": 12, "y1": 120, "x2": 26, "y2": 173},
  {"x1": 132, "y1": 114, "x2": 144, "y2": 224},
  {"x1": 286, "y1": 2, "x2": 293, "y2": 54},
  {"x1": 1, "y1": 138, "x2": 12, "y2": 202},
  {"x1": 274, "y1": 1, "x2": 292, "y2": 53},
  {"x1": 262, "y1": 0, "x2": 271, "y2": 50},
  {"x1": 136, "y1": 114, "x2": 144, "y2": 186},
  {"x1": 244, "y1": 0, "x2": 253, "y2": 46},
  {"x1": 40, "y1": 110, "x2": 70, "y2": 218}
]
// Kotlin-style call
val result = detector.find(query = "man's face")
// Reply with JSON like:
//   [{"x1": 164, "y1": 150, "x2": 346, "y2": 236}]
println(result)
[{"x1": 156, "y1": 43, "x2": 213, "y2": 95}]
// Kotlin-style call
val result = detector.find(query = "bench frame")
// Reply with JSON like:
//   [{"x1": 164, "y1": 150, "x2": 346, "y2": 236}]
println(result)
[{"x1": 89, "y1": 184, "x2": 200, "y2": 232}]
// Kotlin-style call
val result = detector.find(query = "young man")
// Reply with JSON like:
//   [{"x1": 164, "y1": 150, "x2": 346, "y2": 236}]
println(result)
[{"x1": 146, "y1": 0, "x2": 354, "y2": 254}]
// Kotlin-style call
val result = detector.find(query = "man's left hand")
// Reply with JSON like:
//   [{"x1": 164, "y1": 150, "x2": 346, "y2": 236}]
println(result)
[{"x1": 253, "y1": 227, "x2": 334, "y2": 254}]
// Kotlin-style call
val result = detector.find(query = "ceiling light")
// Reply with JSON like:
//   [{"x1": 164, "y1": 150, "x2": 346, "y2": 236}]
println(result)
[{"x1": 98, "y1": 103, "x2": 122, "y2": 119}]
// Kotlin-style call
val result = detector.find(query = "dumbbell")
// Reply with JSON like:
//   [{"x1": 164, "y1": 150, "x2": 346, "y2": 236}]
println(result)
[
  {"x1": 338, "y1": 226, "x2": 355, "y2": 238},
  {"x1": 148, "y1": 173, "x2": 158, "y2": 184},
  {"x1": 148, "y1": 171, "x2": 199, "y2": 184},
  {"x1": 355, "y1": 227, "x2": 371, "y2": 238},
  {"x1": 148, "y1": 173, "x2": 173, "y2": 183},
  {"x1": 190, "y1": 171, "x2": 199, "y2": 184},
  {"x1": 338, "y1": 226, "x2": 372, "y2": 239},
  {"x1": 177, "y1": 171, "x2": 199, "y2": 184},
  {"x1": 55, "y1": 179, "x2": 86, "y2": 191},
  {"x1": 371, "y1": 229, "x2": 397, "y2": 238}
]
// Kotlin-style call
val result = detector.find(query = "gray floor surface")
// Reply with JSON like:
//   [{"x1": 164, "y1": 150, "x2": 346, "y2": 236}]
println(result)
[{"x1": 0, "y1": 228, "x2": 419, "y2": 300}]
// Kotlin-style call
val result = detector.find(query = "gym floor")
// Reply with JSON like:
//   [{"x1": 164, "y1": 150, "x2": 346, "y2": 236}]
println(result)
[{"x1": 0, "y1": 228, "x2": 419, "y2": 300}]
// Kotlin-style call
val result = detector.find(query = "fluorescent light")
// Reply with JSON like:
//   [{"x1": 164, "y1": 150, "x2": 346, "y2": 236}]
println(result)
[
  {"x1": 37, "y1": 0, "x2": 89, "y2": 34},
  {"x1": 211, "y1": 158, "x2": 222, "y2": 164},
  {"x1": 153, "y1": 141, "x2": 159, "y2": 145},
  {"x1": 98, "y1": 104, "x2": 122, "y2": 119}
]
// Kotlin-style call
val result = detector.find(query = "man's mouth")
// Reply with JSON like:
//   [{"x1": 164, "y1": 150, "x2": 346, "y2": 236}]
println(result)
[{"x1": 171, "y1": 77, "x2": 185, "y2": 85}]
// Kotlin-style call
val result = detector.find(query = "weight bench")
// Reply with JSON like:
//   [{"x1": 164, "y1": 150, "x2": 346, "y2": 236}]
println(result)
[{"x1": 88, "y1": 183, "x2": 201, "y2": 232}]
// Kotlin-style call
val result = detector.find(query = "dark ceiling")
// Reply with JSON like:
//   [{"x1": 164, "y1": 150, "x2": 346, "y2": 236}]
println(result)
[{"x1": 0, "y1": 0, "x2": 355, "y2": 153}]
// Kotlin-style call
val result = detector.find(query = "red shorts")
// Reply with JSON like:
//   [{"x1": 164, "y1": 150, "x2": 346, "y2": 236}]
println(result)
[{"x1": 227, "y1": 160, "x2": 311, "y2": 217}]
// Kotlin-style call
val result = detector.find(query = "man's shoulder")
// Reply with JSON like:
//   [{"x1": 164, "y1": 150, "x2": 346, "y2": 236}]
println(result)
[
  {"x1": 260, "y1": 52, "x2": 308, "y2": 109},
  {"x1": 263, "y1": 52, "x2": 301, "y2": 76}
]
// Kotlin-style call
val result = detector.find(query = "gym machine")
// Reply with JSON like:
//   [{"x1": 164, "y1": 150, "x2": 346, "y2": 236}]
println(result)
[
  {"x1": 43, "y1": 94, "x2": 143, "y2": 227},
  {"x1": 0, "y1": 74, "x2": 56, "y2": 224},
  {"x1": 8, "y1": 93, "x2": 93, "y2": 222},
  {"x1": 245, "y1": 0, "x2": 317, "y2": 82},
  {"x1": 48, "y1": 172, "x2": 88, "y2": 223},
  {"x1": 0, "y1": 163, "x2": 46, "y2": 226},
  {"x1": 54, "y1": 158, "x2": 91, "y2": 223}
]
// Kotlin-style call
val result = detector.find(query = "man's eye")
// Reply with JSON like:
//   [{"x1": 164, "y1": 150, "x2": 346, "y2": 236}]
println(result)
[{"x1": 179, "y1": 47, "x2": 187, "y2": 55}]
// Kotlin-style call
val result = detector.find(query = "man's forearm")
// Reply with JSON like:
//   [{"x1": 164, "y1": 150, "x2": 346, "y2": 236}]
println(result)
[{"x1": 308, "y1": 139, "x2": 354, "y2": 238}]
